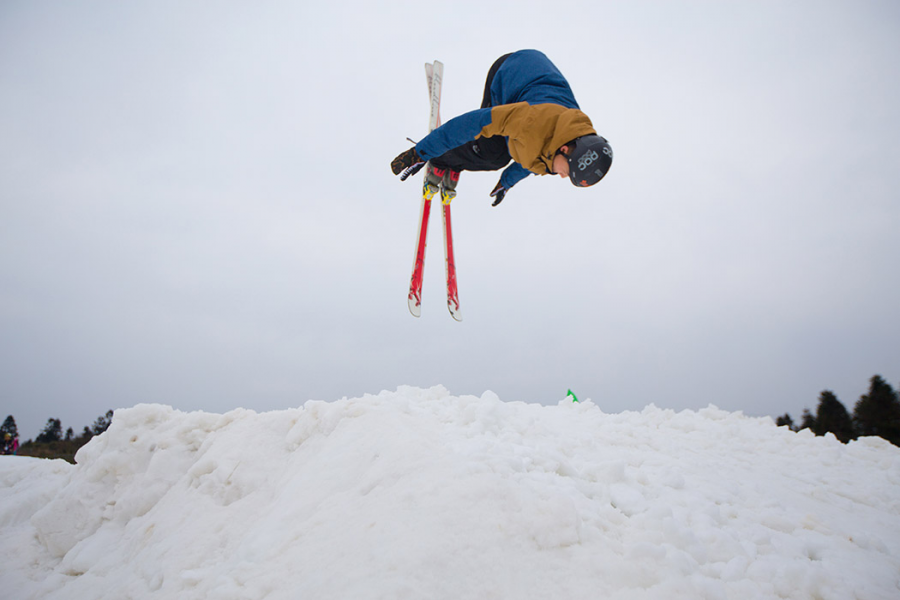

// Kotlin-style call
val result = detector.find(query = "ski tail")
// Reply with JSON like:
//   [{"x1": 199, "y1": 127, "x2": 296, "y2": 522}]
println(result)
[
  {"x1": 442, "y1": 202, "x2": 462, "y2": 321},
  {"x1": 407, "y1": 195, "x2": 432, "y2": 317}
]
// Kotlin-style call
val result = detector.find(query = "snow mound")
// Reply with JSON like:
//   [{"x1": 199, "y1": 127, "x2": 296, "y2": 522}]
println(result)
[{"x1": 1, "y1": 386, "x2": 899, "y2": 599}]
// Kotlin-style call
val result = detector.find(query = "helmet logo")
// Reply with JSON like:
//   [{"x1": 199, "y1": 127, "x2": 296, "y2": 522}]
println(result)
[{"x1": 577, "y1": 149, "x2": 600, "y2": 171}]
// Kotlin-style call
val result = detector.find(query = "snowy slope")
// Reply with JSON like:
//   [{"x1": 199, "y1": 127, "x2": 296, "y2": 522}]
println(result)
[{"x1": 1, "y1": 386, "x2": 898, "y2": 599}]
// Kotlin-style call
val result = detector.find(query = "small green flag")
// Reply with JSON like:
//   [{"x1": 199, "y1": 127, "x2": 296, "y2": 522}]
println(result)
[{"x1": 567, "y1": 389, "x2": 579, "y2": 403}]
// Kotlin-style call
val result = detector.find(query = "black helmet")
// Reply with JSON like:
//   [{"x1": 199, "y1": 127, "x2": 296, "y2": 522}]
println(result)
[{"x1": 565, "y1": 135, "x2": 613, "y2": 187}]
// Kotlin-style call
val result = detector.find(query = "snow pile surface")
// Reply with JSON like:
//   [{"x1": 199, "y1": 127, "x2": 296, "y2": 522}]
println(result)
[{"x1": 1, "y1": 386, "x2": 899, "y2": 599}]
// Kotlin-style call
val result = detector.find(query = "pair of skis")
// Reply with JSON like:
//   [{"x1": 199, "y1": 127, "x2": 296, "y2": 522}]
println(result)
[{"x1": 407, "y1": 60, "x2": 462, "y2": 322}]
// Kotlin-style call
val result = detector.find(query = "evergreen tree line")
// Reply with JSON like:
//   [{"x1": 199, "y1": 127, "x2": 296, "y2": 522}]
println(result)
[
  {"x1": 776, "y1": 375, "x2": 900, "y2": 446},
  {"x1": 1, "y1": 410, "x2": 114, "y2": 463}
]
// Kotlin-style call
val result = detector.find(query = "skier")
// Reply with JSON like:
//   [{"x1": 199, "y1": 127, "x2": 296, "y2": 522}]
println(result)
[
  {"x1": 391, "y1": 49, "x2": 613, "y2": 205},
  {"x1": 2, "y1": 432, "x2": 17, "y2": 455}
]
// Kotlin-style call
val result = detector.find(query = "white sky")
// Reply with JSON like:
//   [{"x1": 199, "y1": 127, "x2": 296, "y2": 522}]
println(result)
[{"x1": 2, "y1": 0, "x2": 899, "y2": 439}]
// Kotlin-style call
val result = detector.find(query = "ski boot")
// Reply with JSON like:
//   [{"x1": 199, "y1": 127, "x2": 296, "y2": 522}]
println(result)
[
  {"x1": 423, "y1": 165, "x2": 460, "y2": 203},
  {"x1": 423, "y1": 164, "x2": 442, "y2": 200},
  {"x1": 440, "y1": 168, "x2": 460, "y2": 204}
]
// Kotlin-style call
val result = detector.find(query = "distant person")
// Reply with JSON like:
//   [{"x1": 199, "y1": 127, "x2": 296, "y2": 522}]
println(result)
[
  {"x1": 391, "y1": 49, "x2": 613, "y2": 204},
  {"x1": 2, "y1": 432, "x2": 18, "y2": 455}
]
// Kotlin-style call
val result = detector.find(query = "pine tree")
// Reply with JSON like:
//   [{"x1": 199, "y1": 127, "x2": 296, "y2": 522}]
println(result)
[
  {"x1": 776, "y1": 413, "x2": 796, "y2": 431},
  {"x1": 813, "y1": 390, "x2": 855, "y2": 443},
  {"x1": 799, "y1": 409, "x2": 816, "y2": 431},
  {"x1": 35, "y1": 418, "x2": 63, "y2": 443},
  {"x1": 91, "y1": 410, "x2": 114, "y2": 436},
  {"x1": 853, "y1": 375, "x2": 900, "y2": 446}
]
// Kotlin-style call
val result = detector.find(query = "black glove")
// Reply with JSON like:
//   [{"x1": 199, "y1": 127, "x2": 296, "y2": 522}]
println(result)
[
  {"x1": 490, "y1": 181, "x2": 507, "y2": 206},
  {"x1": 391, "y1": 147, "x2": 425, "y2": 180}
]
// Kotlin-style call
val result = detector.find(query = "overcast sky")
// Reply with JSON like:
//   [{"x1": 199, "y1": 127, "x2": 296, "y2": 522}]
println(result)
[{"x1": 2, "y1": 1, "x2": 899, "y2": 439}]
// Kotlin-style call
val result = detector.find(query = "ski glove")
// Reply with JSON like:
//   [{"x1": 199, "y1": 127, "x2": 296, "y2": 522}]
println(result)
[
  {"x1": 391, "y1": 147, "x2": 425, "y2": 181},
  {"x1": 490, "y1": 181, "x2": 507, "y2": 207}
]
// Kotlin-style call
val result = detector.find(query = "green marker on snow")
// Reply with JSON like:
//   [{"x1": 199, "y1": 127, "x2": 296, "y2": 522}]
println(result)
[{"x1": 567, "y1": 389, "x2": 579, "y2": 403}]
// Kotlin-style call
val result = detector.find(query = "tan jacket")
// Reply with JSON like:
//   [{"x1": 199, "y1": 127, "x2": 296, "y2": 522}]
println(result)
[{"x1": 480, "y1": 102, "x2": 597, "y2": 175}]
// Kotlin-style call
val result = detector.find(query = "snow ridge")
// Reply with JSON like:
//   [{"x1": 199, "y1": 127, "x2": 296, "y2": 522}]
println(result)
[{"x1": 1, "y1": 386, "x2": 899, "y2": 599}]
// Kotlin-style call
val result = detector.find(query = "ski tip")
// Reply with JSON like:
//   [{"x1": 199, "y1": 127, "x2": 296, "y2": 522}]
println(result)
[
  {"x1": 449, "y1": 308, "x2": 463, "y2": 322},
  {"x1": 408, "y1": 300, "x2": 422, "y2": 318}
]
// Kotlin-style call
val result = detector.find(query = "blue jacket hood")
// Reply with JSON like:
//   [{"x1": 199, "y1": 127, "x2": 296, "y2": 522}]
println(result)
[{"x1": 489, "y1": 50, "x2": 580, "y2": 109}]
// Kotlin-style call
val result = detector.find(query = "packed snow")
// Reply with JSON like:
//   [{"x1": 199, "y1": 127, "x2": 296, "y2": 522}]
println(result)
[{"x1": 1, "y1": 386, "x2": 899, "y2": 599}]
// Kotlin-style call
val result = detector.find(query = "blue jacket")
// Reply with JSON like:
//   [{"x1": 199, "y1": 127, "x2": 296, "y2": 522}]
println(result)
[{"x1": 416, "y1": 50, "x2": 582, "y2": 190}]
